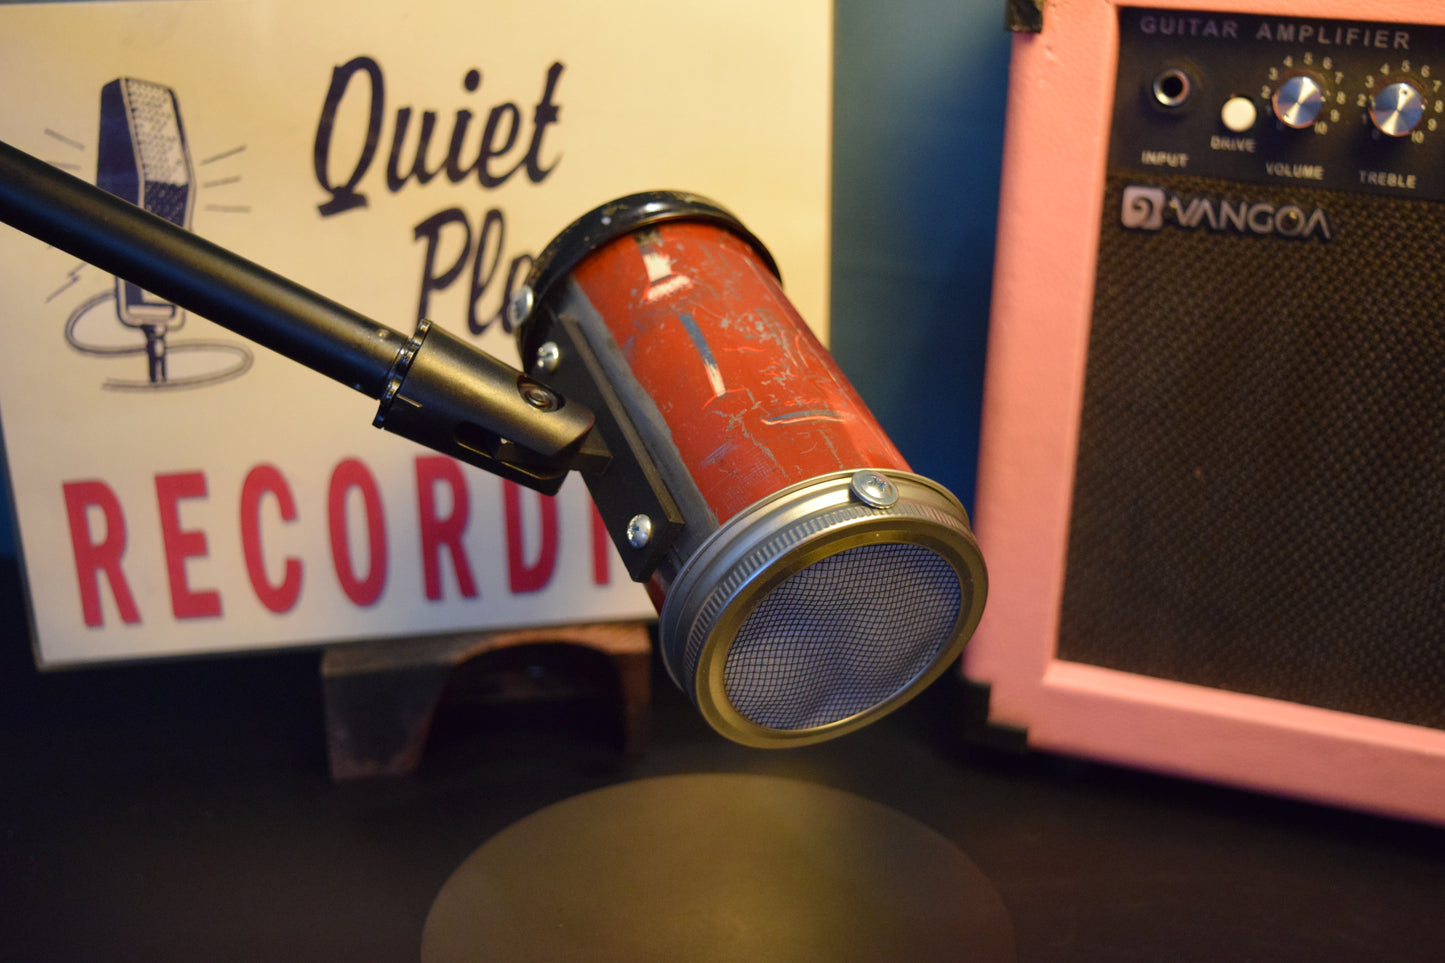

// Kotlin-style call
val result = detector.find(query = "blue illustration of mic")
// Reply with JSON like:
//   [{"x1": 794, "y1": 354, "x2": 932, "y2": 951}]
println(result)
[{"x1": 96, "y1": 78, "x2": 194, "y2": 383}]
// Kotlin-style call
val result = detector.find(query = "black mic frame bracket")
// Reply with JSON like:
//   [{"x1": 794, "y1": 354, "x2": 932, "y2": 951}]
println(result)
[{"x1": 521, "y1": 310, "x2": 686, "y2": 581}]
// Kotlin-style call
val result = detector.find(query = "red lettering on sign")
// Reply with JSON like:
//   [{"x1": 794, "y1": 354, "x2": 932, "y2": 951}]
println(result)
[
  {"x1": 590, "y1": 503, "x2": 612, "y2": 586},
  {"x1": 155, "y1": 471, "x2": 223, "y2": 620},
  {"x1": 328, "y1": 458, "x2": 387, "y2": 606},
  {"x1": 503, "y1": 480, "x2": 557, "y2": 593},
  {"x1": 53, "y1": 452, "x2": 627, "y2": 643},
  {"x1": 62, "y1": 479, "x2": 142, "y2": 627},
  {"x1": 415, "y1": 456, "x2": 477, "y2": 600},
  {"x1": 240, "y1": 464, "x2": 303, "y2": 614}
]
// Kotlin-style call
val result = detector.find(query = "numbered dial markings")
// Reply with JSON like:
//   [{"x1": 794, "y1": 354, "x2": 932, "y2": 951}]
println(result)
[
  {"x1": 1360, "y1": 62, "x2": 1441, "y2": 141},
  {"x1": 1265, "y1": 53, "x2": 1344, "y2": 134}
]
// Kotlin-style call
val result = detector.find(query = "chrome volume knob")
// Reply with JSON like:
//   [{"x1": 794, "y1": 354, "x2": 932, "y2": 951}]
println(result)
[
  {"x1": 1369, "y1": 81, "x2": 1427, "y2": 136},
  {"x1": 1271, "y1": 73, "x2": 1325, "y2": 129}
]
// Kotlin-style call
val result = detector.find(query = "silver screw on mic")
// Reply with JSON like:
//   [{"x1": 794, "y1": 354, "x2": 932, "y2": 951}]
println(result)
[
  {"x1": 626, "y1": 514, "x2": 654, "y2": 548},
  {"x1": 850, "y1": 470, "x2": 900, "y2": 509}
]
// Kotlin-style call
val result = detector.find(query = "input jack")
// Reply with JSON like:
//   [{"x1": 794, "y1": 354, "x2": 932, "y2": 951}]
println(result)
[{"x1": 1151, "y1": 68, "x2": 1194, "y2": 108}]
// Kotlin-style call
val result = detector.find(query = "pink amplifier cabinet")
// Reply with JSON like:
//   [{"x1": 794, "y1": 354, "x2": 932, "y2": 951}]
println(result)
[{"x1": 965, "y1": 0, "x2": 1445, "y2": 824}]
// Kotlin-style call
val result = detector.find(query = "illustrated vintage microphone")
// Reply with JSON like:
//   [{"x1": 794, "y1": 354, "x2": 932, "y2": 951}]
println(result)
[
  {"x1": 0, "y1": 139, "x2": 986, "y2": 747},
  {"x1": 64, "y1": 79, "x2": 251, "y2": 390},
  {"x1": 98, "y1": 77, "x2": 194, "y2": 383}
]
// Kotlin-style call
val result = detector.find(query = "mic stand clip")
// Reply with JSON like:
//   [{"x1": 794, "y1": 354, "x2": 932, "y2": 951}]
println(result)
[{"x1": 373, "y1": 317, "x2": 609, "y2": 495}]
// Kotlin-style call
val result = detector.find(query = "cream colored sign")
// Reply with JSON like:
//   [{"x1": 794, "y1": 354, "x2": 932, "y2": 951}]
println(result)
[{"x1": 0, "y1": 0, "x2": 832, "y2": 665}]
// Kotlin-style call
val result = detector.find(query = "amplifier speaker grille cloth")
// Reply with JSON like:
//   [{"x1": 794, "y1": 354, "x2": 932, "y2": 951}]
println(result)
[
  {"x1": 1059, "y1": 172, "x2": 1445, "y2": 730},
  {"x1": 723, "y1": 542, "x2": 962, "y2": 730}
]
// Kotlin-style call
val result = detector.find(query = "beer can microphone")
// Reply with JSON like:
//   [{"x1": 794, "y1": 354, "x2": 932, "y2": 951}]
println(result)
[{"x1": 515, "y1": 192, "x2": 987, "y2": 748}]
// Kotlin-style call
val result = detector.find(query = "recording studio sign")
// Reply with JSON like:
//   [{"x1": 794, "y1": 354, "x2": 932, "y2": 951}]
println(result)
[{"x1": 0, "y1": 0, "x2": 831, "y2": 665}]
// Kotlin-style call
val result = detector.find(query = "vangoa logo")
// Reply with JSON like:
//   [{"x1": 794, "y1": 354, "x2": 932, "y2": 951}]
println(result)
[{"x1": 1121, "y1": 185, "x2": 1332, "y2": 240}]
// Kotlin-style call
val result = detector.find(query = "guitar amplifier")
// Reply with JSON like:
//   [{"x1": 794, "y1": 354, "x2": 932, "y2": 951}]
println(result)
[{"x1": 966, "y1": 0, "x2": 1445, "y2": 823}]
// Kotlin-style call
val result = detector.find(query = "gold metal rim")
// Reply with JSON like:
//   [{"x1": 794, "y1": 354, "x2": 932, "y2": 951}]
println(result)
[{"x1": 658, "y1": 470, "x2": 988, "y2": 748}]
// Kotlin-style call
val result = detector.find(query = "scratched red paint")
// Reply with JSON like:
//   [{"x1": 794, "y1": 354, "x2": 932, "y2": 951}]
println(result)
[{"x1": 570, "y1": 220, "x2": 908, "y2": 523}]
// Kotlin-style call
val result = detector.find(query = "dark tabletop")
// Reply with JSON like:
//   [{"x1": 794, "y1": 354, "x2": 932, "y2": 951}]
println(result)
[{"x1": 2, "y1": 560, "x2": 1442, "y2": 962}]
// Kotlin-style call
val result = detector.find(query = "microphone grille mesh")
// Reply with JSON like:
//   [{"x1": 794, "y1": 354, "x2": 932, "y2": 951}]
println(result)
[
  {"x1": 659, "y1": 471, "x2": 986, "y2": 746},
  {"x1": 722, "y1": 542, "x2": 962, "y2": 730}
]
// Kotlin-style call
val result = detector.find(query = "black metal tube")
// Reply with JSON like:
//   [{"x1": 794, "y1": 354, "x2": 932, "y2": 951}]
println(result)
[{"x1": 0, "y1": 138, "x2": 406, "y2": 396}]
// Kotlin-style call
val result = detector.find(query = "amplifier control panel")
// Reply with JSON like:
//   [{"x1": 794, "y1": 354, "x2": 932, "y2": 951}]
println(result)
[{"x1": 1111, "y1": 8, "x2": 1445, "y2": 200}]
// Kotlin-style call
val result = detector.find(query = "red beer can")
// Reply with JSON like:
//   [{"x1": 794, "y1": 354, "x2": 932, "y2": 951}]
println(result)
[{"x1": 517, "y1": 193, "x2": 986, "y2": 747}]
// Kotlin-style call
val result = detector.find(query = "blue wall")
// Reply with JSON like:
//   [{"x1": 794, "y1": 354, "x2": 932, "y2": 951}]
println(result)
[{"x1": 831, "y1": 1, "x2": 1011, "y2": 513}]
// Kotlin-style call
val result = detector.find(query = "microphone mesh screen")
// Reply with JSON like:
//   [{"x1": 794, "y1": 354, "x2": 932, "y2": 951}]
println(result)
[{"x1": 722, "y1": 542, "x2": 963, "y2": 730}]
